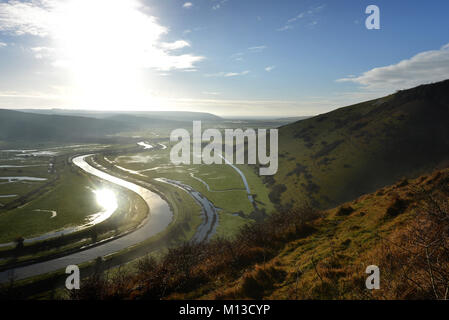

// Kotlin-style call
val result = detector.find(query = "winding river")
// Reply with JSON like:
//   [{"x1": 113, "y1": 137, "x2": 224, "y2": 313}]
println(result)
[
  {"x1": 0, "y1": 150, "x2": 251, "y2": 282},
  {"x1": 155, "y1": 178, "x2": 219, "y2": 243},
  {"x1": 218, "y1": 154, "x2": 255, "y2": 204},
  {"x1": 0, "y1": 155, "x2": 173, "y2": 282}
]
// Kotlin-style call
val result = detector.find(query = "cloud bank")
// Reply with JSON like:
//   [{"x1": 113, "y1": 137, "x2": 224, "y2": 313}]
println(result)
[{"x1": 337, "y1": 43, "x2": 449, "y2": 90}]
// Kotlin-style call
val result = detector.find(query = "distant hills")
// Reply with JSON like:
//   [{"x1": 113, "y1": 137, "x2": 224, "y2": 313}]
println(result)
[
  {"x1": 271, "y1": 79, "x2": 449, "y2": 209},
  {"x1": 0, "y1": 108, "x2": 314, "y2": 143},
  {"x1": 276, "y1": 116, "x2": 311, "y2": 122},
  {"x1": 0, "y1": 109, "x2": 220, "y2": 143},
  {"x1": 0, "y1": 109, "x2": 133, "y2": 142},
  {"x1": 18, "y1": 109, "x2": 222, "y2": 121}
]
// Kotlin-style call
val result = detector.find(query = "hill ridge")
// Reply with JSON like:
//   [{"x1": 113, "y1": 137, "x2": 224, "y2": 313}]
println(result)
[{"x1": 272, "y1": 79, "x2": 449, "y2": 209}]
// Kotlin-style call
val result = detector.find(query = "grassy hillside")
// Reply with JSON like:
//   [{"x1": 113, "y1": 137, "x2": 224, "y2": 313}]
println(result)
[
  {"x1": 58, "y1": 167, "x2": 448, "y2": 300},
  {"x1": 272, "y1": 80, "x2": 449, "y2": 210},
  {"x1": 196, "y1": 168, "x2": 449, "y2": 300}
]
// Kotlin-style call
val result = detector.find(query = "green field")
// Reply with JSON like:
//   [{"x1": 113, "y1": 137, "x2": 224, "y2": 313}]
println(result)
[
  {"x1": 0, "y1": 149, "x2": 149, "y2": 244},
  {"x1": 97, "y1": 141, "x2": 274, "y2": 239}
]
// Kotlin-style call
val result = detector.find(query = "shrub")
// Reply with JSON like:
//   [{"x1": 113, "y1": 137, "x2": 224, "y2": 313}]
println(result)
[
  {"x1": 287, "y1": 163, "x2": 307, "y2": 177},
  {"x1": 268, "y1": 184, "x2": 287, "y2": 204},
  {"x1": 336, "y1": 206, "x2": 355, "y2": 216},
  {"x1": 373, "y1": 191, "x2": 449, "y2": 299},
  {"x1": 396, "y1": 178, "x2": 409, "y2": 188},
  {"x1": 385, "y1": 196, "x2": 409, "y2": 218},
  {"x1": 240, "y1": 266, "x2": 287, "y2": 299}
]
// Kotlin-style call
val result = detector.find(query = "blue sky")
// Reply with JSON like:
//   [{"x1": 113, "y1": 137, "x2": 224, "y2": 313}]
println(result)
[{"x1": 0, "y1": 0, "x2": 448, "y2": 117}]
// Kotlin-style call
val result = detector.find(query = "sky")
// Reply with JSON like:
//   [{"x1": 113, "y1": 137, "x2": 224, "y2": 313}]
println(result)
[{"x1": 0, "y1": 0, "x2": 448, "y2": 117}]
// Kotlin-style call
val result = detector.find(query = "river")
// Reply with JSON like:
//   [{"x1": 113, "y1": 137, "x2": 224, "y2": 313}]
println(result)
[
  {"x1": 0, "y1": 155, "x2": 173, "y2": 282},
  {"x1": 155, "y1": 178, "x2": 218, "y2": 243},
  {"x1": 218, "y1": 154, "x2": 255, "y2": 204},
  {"x1": 0, "y1": 150, "x2": 252, "y2": 282}
]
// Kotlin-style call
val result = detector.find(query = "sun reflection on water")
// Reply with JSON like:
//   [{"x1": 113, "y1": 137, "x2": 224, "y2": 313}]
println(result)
[{"x1": 87, "y1": 189, "x2": 118, "y2": 225}]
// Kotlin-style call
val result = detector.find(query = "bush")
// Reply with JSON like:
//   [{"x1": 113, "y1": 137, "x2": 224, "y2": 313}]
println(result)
[
  {"x1": 385, "y1": 196, "x2": 409, "y2": 218},
  {"x1": 287, "y1": 164, "x2": 307, "y2": 177},
  {"x1": 268, "y1": 184, "x2": 287, "y2": 204},
  {"x1": 373, "y1": 190, "x2": 449, "y2": 299},
  {"x1": 240, "y1": 266, "x2": 287, "y2": 299},
  {"x1": 336, "y1": 206, "x2": 355, "y2": 216}
]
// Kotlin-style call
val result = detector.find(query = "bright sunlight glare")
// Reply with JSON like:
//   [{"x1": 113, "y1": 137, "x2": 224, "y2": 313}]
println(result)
[
  {"x1": 52, "y1": 0, "x2": 165, "y2": 110},
  {"x1": 94, "y1": 189, "x2": 117, "y2": 211}
]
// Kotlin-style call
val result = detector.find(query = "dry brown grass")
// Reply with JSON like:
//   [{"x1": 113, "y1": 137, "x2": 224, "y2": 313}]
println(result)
[
  {"x1": 67, "y1": 206, "x2": 320, "y2": 300},
  {"x1": 65, "y1": 168, "x2": 449, "y2": 300}
]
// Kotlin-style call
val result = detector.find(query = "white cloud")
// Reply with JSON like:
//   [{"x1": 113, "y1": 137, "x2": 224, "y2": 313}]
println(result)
[
  {"x1": 205, "y1": 70, "x2": 250, "y2": 77},
  {"x1": 0, "y1": 0, "x2": 54, "y2": 36},
  {"x1": 183, "y1": 2, "x2": 193, "y2": 9},
  {"x1": 0, "y1": 90, "x2": 60, "y2": 100},
  {"x1": 287, "y1": 12, "x2": 305, "y2": 23},
  {"x1": 160, "y1": 40, "x2": 190, "y2": 50},
  {"x1": 265, "y1": 66, "x2": 275, "y2": 72},
  {"x1": 0, "y1": 41, "x2": 7, "y2": 47},
  {"x1": 230, "y1": 52, "x2": 244, "y2": 62},
  {"x1": 225, "y1": 70, "x2": 249, "y2": 77},
  {"x1": 248, "y1": 45, "x2": 267, "y2": 52},
  {"x1": 31, "y1": 46, "x2": 55, "y2": 59},
  {"x1": 337, "y1": 43, "x2": 449, "y2": 90},
  {"x1": 0, "y1": 0, "x2": 204, "y2": 71},
  {"x1": 231, "y1": 46, "x2": 266, "y2": 62},
  {"x1": 228, "y1": 45, "x2": 266, "y2": 64},
  {"x1": 151, "y1": 55, "x2": 203, "y2": 71},
  {"x1": 212, "y1": 0, "x2": 228, "y2": 10},
  {"x1": 277, "y1": 4, "x2": 325, "y2": 31},
  {"x1": 277, "y1": 25, "x2": 293, "y2": 32},
  {"x1": 202, "y1": 91, "x2": 221, "y2": 96}
]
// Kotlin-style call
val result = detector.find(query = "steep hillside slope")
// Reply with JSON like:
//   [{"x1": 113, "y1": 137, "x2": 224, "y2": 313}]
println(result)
[
  {"x1": 61, "y1": 167, "x2": 449, "y2": 300},
  {"x1": 198, "y1": 168, "x2": 449, "y2": 300},
  {"x1": 273, "y1": 80, "x2": 449, "y2": 209}
]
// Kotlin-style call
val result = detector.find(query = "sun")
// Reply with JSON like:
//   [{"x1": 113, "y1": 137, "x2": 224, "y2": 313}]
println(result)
[{"x1": 51, "y1": 0, "x2": 162, "y2": 110}]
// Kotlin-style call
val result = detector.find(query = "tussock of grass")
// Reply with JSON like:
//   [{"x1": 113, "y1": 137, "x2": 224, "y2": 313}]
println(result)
[{"x1": 336, "y1": 206, "x2": 355, "y2": 216}]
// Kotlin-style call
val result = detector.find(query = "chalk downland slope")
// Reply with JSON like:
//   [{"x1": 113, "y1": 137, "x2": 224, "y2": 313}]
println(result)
[
  {"x1": 272, "y1": 80, "x2": 449, "y2": 210},
  {"x1": 64, "y1": 167, "x2": 449, "y2": 300},
  {"x1": 206, "y1": 168, "x2": 449, "y2": 300}
]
